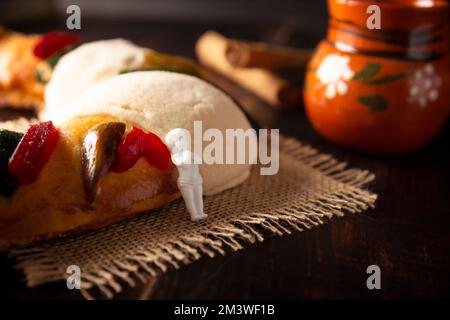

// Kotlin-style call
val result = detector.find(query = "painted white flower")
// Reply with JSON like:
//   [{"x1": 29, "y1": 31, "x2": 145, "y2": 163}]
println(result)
[
  {"x1": 408, "y1": 64, "x2": 442, "y2": 108},
  {"x1": 317, "y1": 54, "x2": 354, "y2": 99}
]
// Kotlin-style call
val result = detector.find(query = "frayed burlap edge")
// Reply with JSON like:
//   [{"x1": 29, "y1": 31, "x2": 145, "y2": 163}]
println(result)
[{"x1": 10, "y1": 137, "x2": 377, "y2": 299}]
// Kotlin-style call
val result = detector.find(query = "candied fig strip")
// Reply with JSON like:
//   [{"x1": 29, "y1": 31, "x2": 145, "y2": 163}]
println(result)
[{"x1": 81, "y1": 122, "x2": 125, "y2": 203}]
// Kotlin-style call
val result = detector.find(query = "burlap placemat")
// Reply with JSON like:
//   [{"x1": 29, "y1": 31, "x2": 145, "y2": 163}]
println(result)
[{"x1": 10, "y1": 136, "x2": 377, "y2": 299}]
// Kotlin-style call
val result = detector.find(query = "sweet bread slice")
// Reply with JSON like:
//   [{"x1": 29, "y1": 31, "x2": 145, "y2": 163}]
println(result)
[
  {"x1": 0, "y1": 114, "x2": 180, "y2": 249},
  {"x1": 0, "y1": 70, "x2": 254, "y2": 250},
  {"x1": 0, "y1": 29, "x2": 199, "y2": 114}
]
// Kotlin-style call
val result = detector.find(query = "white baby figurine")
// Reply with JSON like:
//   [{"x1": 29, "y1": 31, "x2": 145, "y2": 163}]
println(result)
[{"x1": 165, "y1": 128, "x2": 208, "y2": 221}]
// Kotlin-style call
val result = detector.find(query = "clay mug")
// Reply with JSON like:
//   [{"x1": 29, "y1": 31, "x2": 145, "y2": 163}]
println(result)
[{"x1": 304, "y1": 0, "x2": 449, "y2": 153}]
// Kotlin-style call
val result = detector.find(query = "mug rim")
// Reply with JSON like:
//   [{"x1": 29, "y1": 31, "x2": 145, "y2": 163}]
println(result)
[{"x1": 330, "y1": 0, "x2": 449, "y2": 10}]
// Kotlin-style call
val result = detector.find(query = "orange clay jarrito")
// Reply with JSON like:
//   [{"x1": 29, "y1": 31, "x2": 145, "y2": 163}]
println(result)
[{"x1": 304, "y1": 0, "x2": 449, "y2": 154}]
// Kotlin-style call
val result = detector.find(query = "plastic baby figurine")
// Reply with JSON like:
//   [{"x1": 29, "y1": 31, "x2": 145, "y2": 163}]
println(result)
[{"x1": 165, "y1": 129, "x2": 208, "y2": 221}]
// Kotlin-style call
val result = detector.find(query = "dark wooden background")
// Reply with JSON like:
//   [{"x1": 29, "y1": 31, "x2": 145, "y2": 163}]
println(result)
[{"x1": 0, "y1": 16, "x2": 449, "y2": 299}]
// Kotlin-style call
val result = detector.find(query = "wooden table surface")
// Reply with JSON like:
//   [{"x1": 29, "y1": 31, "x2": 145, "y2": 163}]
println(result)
[{"x1": 0, "y1": 18, "x2": 449, "y2": 300}]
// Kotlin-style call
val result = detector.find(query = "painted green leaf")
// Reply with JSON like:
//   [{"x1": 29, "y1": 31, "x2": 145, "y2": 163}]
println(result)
[
  {"x1": 364, "y1": 72, "x2": 407, "y2": 85},
  {"x1": 358, "y1": 95, "x2": 388, "y2": 112},
  {"x1": 353, "y1": 62, "x2": 382, "y2": 81}
]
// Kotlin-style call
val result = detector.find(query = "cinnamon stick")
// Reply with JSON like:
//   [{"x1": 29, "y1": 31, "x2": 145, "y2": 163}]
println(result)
[
  {"x1": 225, "y1": 39, "x2": 312, "y2": 70},
  {"x1": 195, "y1": 31, "x2": 299, "y2": 110}
]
